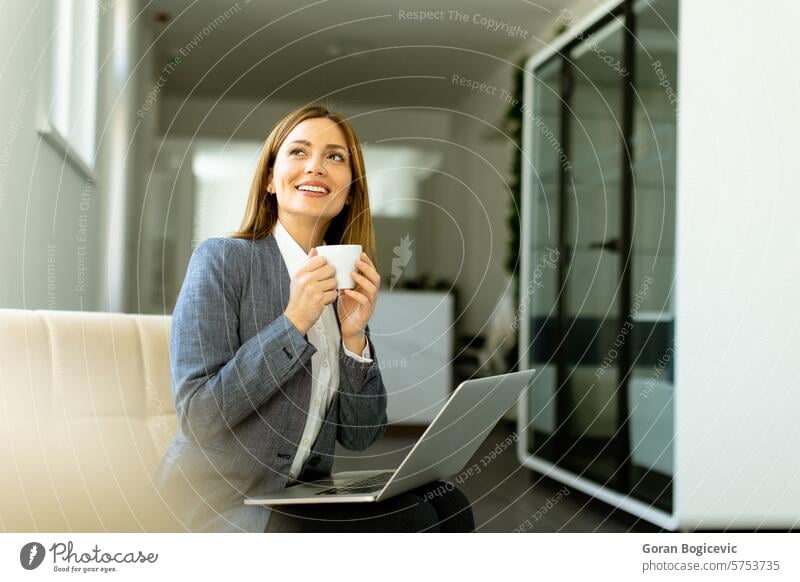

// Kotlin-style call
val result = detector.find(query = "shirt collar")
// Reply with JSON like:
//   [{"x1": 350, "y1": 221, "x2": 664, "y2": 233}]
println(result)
[{"x1": 273, "y1": 219, "x2": 325, "y2": 280}]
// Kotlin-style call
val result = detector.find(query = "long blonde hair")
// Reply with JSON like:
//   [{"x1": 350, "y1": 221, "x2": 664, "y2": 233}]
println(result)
[{"x1": 230, "y1": 105, "x2": 377, "y2": 265}]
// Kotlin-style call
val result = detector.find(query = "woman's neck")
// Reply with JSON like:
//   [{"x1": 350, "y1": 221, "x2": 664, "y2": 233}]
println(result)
[{"x1": 277, "y1": 213, "x2": 328, "y2": 253}]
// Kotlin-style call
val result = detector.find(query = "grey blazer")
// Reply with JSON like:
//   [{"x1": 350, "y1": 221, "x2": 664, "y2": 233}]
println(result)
[{"x1": 154, "y1": 234, "x2": 387, "y2": 532}]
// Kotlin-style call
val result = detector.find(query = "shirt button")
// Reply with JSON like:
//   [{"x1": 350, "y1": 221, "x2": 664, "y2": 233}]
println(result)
[
  {"x1": 302, "y1": 438, "x2": 309, "y2": 445},
  {"x1": 322, "y1": 360, "x2": 329, "y2": 368},
  {"x1": 314, "y1": 398, "x2": 320, "y2": 406}
]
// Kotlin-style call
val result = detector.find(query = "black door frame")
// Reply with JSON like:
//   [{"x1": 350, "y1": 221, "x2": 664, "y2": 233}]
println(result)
[{"x1": 544, "y1": 1, "x2": 636, "y2": 490}]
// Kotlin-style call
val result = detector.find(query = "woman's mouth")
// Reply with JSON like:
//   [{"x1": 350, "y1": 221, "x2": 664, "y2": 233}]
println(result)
[{"x1": 296, "y1": 183, "x2": 330, "y2": 197}]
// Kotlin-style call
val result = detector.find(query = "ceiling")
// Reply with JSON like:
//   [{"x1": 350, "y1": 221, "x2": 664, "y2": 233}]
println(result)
[{"x1": 145, "y1": 0, "x2": 570, "y2": 107}]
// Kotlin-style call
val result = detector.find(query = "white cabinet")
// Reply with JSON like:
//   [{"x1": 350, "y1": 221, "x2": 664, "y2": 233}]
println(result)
[
  {"x1": 518, "y1": 0, "x2": 800, "y2": 531},
  {"x1": 369, "y1": 291, "x2": 452, "y2": 425}
]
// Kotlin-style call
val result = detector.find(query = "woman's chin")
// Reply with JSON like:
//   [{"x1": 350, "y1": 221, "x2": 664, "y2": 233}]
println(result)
[{"x1": 285, "y1": 205, "x2": 343, "y2": 222}]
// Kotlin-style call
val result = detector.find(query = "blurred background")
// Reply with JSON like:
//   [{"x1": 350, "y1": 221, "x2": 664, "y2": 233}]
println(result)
[{"x1": 1, "y1": 0, "x2": 799, "y2": 533}]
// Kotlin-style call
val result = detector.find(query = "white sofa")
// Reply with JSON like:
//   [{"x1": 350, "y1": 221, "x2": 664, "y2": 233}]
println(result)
[{"x1": 0, "y1": 309, "x2": 178, "y2": 531}]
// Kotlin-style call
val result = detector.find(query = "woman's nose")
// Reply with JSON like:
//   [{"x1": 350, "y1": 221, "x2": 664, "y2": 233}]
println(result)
[{"x1": 304, "y1": 154, "x2": 326, "y2": 175}]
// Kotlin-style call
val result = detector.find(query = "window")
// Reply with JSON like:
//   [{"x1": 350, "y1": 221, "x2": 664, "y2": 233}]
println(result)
[
  {"x1": 44, "y1": 0, "x2": 99, "y2": 177},
  {"x1": 362, "y1": 145, "x2": 442, "y2": 218}
]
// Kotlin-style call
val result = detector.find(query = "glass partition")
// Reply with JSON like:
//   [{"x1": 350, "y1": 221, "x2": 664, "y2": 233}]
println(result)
[
  {"x1": 560, "y1": 14, "x2": 627, "y2": 488},
  {"x1": 526, "y1": 57, "x2": 562, "y2": 464},
  {"x1": 523, "y1": 0, "x2": 677, "y2": 513},
  {"x1": 627, "y1": 0, "x2": 678, "y2": 512}
]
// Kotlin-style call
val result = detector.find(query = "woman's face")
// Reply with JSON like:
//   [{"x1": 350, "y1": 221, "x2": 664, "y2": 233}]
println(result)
[{"x1": 268, "y1": 117, "x2": 353, "y2": 227}]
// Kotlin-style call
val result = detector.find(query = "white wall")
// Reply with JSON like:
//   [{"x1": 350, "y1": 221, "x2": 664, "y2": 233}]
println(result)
[
  {"x1": 0, "y1": 2, "x2": 102, "y2": 311},
  {"x1": 438, "y1": 0, "x2": 601, "y2": 337},
  {"x1": 137, "y1": 137, "x2": 196, "y2": 314},
  {"x1": 0, "y1": 1, "x2": 153, "y2": 314},
  {"x1": 99, "y1": 1, "x2": 159, "y2": 313},
  {"x1": 675, "y1": 0, "x2": 800, "y2": 528},
  {"x1": 160, "y1": 96, "x2": 451, "y2": 144}
]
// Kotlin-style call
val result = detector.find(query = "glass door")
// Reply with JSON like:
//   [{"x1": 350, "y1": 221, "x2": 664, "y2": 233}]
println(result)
[
  {"x1": 559, "y1": 15, "x2": 629, "y2": 488},
  {"x1": 525, "y1": 57, "x2": 562, "y2": 465},
  {"x1": 523, "y1": 0, "x2": 677, "y2": 513},
  {"x1": 627, "y1": 0, "x2": 678, "y2": 512}
]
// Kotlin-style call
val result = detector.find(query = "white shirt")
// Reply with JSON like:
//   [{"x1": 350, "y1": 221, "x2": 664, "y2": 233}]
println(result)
[{"x1": 272, "y1": 220, "x2": 372, "y2": 480}]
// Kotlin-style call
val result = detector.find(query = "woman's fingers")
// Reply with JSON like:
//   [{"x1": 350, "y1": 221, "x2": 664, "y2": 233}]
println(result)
[
  {"x1": 320, "y1": 277, "x2": 338, "y2": 292},
  {"x1": 343, "y1": 288, "x2": 370, "y2": 306},
  {"x1": 312, "y1": 263, "x2": 336, "y2": 281},
  {"x1": 350, "y1": 271, "x2": 377, "y2": 298},
  {"x1": 302, "y1": 255, "x2": 328, "y2": 274},
  {"x1": 323, "y1": 290, "x2": 338, "y2": 305},
  {"x1": 356, "y1": 254, "x2": 381, "y2": 287}
]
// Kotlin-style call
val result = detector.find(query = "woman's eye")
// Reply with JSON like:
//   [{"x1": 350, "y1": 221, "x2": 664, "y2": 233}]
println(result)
[{"x1": 288, "y1": 148, "x2": 344, "y2": 162}]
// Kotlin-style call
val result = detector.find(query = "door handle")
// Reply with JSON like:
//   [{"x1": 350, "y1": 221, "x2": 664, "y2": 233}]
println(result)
[{"x1": 589, "y1": 237, "x2": 621, "y2": 252}]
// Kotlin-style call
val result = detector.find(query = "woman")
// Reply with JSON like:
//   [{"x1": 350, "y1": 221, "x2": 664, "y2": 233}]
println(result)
[{"x1": 155, "y1": 105, "x2": 473, "y2": 533}]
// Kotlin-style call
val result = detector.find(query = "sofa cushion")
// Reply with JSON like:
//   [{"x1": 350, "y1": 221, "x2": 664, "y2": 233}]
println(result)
[{"x1": 0, "y1": 309, "x2": 178, "y2": 531}]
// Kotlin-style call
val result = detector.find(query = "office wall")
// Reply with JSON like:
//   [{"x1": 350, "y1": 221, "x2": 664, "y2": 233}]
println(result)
[
  {"x1": 438, "y1": 0, "x2": 598, "y2": 337},
  {"x1": 98, "y1": 2, "x2": 159, "y2": 314},
  {"x1": 675, "y1": 0, "x2": 800, "y2": 527},
  {"x1": 159, "y1": 96, "x2": 451, "y2": 144},
  {"x1": 137, "y1": 138, "x2": 195, "y2": 315},
  {"x1": 0, "y1": 2, "x2": 103, "y2": 311},
  {"x1": 0, "y1": 1, "x2": 153, "y2": 313}
]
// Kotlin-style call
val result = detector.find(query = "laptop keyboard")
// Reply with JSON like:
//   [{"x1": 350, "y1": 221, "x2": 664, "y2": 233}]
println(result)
[{"x1": 314, "y1": 471, "x2": 394, "y2": 496}]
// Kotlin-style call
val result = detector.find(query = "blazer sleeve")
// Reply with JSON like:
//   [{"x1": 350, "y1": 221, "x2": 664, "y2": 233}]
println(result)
[
  {"x1": 170, "y1": 238, "x2": 317, "y2": 446},
  {"x1": 335, "y1": 327, "x2": 388, "y2": 451}
]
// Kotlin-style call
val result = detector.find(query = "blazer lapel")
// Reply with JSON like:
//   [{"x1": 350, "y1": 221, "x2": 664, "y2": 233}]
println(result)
[{"x1": 265, "y1": 234, "x2": 292, "y2": 310}]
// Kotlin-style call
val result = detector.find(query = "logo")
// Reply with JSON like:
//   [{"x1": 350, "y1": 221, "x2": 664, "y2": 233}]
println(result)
[
  {"x1": 390, "y1": 234, "x2": 413, "y2": 290},
  {"x1": 20, "y1": 542, "x2": 46, "y2": 570}
]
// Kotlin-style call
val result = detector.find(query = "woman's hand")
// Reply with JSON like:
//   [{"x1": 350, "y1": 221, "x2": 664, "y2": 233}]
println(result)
[
  {"x1": 284, "y1": 248, "x2": 338, "y2": 336},
  {"x1": 338, "y1": 252, "x2": 380, "y2": 351}
]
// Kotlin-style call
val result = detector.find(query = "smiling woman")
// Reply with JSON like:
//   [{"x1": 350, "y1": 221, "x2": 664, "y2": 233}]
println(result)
[
  {"x1": 154, "y1": 104, "x2": 474, "y2": 533},
  {"x1": 230, "y1": 105, "x2": 376, "y2": 259},
  {"x1": 265, "y1": 119, "x2": 355, "y2": 247}
]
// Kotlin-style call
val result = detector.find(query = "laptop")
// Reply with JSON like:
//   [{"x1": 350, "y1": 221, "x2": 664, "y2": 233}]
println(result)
[{"x1": 245, "y1": 369, "x2": 535, "y2": 506}]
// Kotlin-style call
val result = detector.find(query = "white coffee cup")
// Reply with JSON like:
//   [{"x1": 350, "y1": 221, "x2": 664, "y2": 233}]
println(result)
[{"x1": 314, "y1": 244, "x2": 362, "y2": 289}]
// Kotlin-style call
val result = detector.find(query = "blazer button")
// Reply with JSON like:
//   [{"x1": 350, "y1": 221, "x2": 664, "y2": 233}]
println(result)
[{"x1": 277, "y1": 453, "x2": 291, "y2": 460}]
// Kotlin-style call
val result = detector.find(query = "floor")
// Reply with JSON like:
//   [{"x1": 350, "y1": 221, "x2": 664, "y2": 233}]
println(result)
[
  {"x1": 335, "y1": 422, "x2": 664, "y2": 533},
  {"x1": 333, "y1": 341, "x2": 664, "y2": 532}
]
